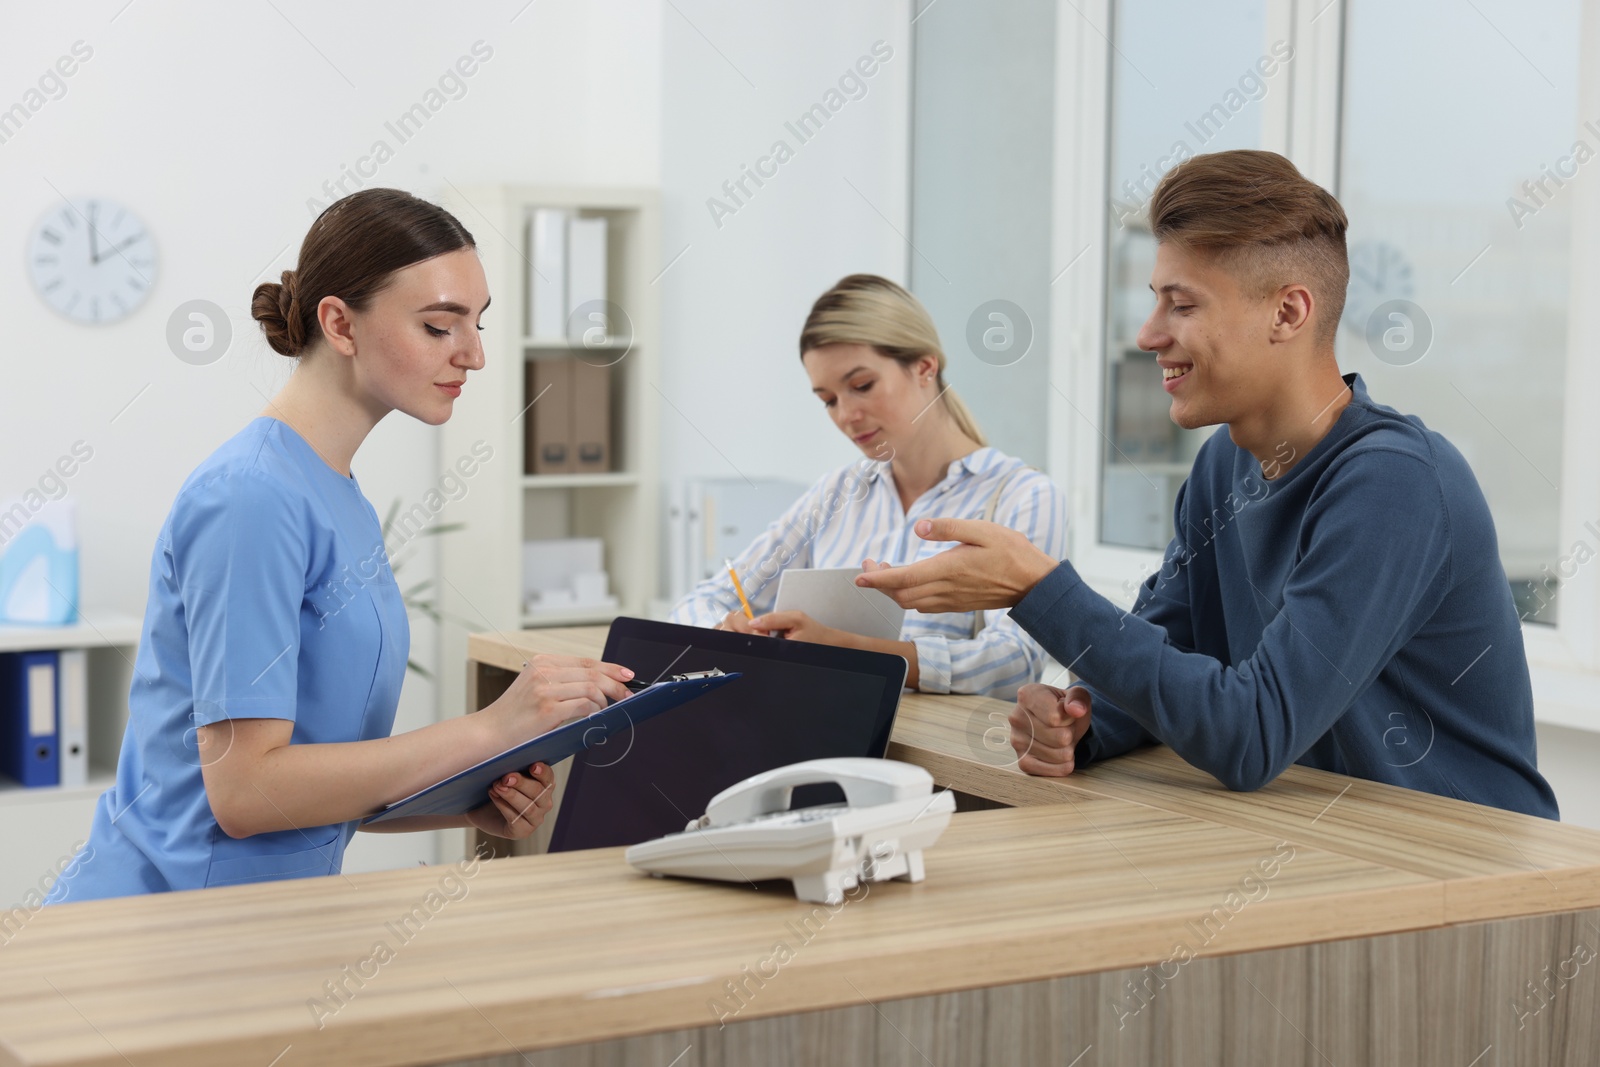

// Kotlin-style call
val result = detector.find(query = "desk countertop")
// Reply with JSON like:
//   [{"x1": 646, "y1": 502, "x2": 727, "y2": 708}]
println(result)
[
  {"x1": 4, "y1": 799, "x2": 1441, "y2": 1067},
  {"x1": 3, "y1": 626, "x2": 1596, "y2": 1067},
  {"x1": 469, "y1": 627, "x2": 1600, "y2": 924}
]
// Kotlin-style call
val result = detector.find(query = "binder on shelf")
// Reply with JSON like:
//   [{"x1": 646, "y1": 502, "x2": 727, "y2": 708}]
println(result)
[
  {"x1": 529, "y1": 208, "x2": 569, "y2": 340},
  {"x1": 682, "y1": 481, "x2": 704, "y2": 596},
  {"x1": 665, "y1": 483, "x2": 689, "y2": 603},
  {"x1": 0, "y1": 649, "x2": 60, "y2": 788},
  {"x1": 522, "y1": 362, "x2": 541, "y2": 476},
  {"x1": 58, "y1": 648, "x2": 87, "y2": 788},
  {"x1": 682, "y1": 479, "x2": 809, "y2": 585},
  {"x1": 525, "y1": 357, "x2": 613, "y2": 476},
  {"x1": 530, "y1": 358, "x2": 575, "y2": 474},
  {"x1": 571, "y1": 360, "x2": 611, "y2": 473},
  {"x1": 566, "y1": 216, "x2": 608, "y2": 343}
]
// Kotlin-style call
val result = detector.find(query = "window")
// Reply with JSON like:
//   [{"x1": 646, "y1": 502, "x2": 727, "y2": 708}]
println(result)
[
  {"x1": 1056, "y1": 0, "x2": 1600, "y2": 716},
  {"x1": 909, "y1": 0, "x2": 1058, "y2": 468},
  {"x1": 1338, "y1": 0, "x2": 1580, "y2": 623},
  {"x1": 1099, "y1": 0, "x2": 1276, "y2": 549}
]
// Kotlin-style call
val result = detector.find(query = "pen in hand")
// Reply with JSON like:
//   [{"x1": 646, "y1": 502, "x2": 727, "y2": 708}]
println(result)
[{"x1": 726, "y1": 557, "x2": 755, "y2": 620}]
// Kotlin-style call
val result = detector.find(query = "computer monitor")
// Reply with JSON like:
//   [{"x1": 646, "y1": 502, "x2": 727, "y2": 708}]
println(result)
[{"x1": 546, "y1": 616, "x2": 907, "y2": 852}]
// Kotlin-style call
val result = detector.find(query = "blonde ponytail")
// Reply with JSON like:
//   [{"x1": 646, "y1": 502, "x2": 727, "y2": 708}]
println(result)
[
  {"x1": 939, "y1": 388, "x2": 987, "y2": 448},
  {"x1": 799, "y1": 274, "x2": 987, "y2": 447}
]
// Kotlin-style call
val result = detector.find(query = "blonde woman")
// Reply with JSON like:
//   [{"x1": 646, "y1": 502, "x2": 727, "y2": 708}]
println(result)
[{"x1": 669, "y1": 274, "x2": 1068, "y2": 698}]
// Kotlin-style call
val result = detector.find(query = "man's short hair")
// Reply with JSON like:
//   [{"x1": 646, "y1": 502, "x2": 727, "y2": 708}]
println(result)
[{"x1": 1148, "y1": 150, "x2": 1349, "y2": 347}]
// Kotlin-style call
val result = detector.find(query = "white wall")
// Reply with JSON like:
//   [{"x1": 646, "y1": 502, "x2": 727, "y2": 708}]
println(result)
[
  {"x1": 1535, "y1": 724, "x2": 1600, "y2": 831},
  {"x1": 659, "y1": 0, "x2": 911, "y2": 489},
  {"x1": 1, "y1": 0, "x2": 660, "y2": 874}
]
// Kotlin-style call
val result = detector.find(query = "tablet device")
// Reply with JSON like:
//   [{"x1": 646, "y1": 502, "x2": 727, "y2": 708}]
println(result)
[
  {"x1": 774, "y1": 567, "x2": 906, "y2": 641},
  {"x1": 546, "y1": 617, "x2": 907, "y2": 852},
  {"x1": 362, "y1": 671, "x2": 742, "y2": 826}
]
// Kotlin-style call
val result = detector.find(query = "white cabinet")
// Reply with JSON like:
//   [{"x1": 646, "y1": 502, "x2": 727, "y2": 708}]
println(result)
[
  {"x1": 0, "y1": 613, "x2": 138, "y2": 908},
  {"x1": 434, "y1": 186, "x2": 661, "y2": 759}
]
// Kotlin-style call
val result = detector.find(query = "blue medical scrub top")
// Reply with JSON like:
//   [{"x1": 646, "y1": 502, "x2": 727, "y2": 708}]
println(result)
[{"x1": 46, "y1": 418, "x2": 408, "y2": 902}]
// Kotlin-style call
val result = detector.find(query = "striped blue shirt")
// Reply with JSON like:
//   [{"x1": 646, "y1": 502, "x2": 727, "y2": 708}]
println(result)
[{"x1": 669, "y1": 448, "x2": 1070, "y2": 698}]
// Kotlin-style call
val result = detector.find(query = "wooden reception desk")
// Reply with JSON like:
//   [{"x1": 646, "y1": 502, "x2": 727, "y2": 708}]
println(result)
[{"x1": 2, "y1": 626, "x2": 1598, "y2": 1067}]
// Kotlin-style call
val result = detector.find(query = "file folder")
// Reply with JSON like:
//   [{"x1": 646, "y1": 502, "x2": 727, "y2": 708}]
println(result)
[
  {"x1": 58, "y1": 648, "x2": 88, "y2": 788},
  {"x1": 530, "y1": 357, "x2": 574, "y2": 473},
  {"x1": 0, "y1": 650, "x2": 60, "y2": 788},
  {"x1": 529, "y1": 208, "x2": 568, "y2": 339},
  {"x1": 565, "y1": 215, "x2": 608, "y2": 343},
  {"x1": 363, "y1": 671, "x2": 741, "y2": 825},
  {"x1": 571, "y1": 359, "x2": 611, "y2": 473}
]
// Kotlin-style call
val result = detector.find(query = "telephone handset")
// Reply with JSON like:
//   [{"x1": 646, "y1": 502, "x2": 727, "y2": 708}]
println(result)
[{"x1": 625, "y1": 758, "x2": 956, "y2": 905}]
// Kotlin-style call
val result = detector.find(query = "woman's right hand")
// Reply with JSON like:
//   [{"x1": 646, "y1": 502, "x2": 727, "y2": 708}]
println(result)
[
  {"x1": 716, "y1": 610, "x2": 758, "y2": 634},
  {"x1": 486, "y1": 654, "x2": 635, "y2": 747}
]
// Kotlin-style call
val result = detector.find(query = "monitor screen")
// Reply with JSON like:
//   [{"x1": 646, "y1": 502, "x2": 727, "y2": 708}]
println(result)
[{"x1": 546, "y1": 617, "x2": 906, "y2": 852}]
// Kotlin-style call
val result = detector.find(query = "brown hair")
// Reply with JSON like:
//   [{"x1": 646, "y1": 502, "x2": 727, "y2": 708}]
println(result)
[
  {"x1": 1148, "y1": 150, "x2": 1348, "y2": 346},
  {"x1": 799, "y1": 274, "x2": 987, "y2": 447},
  {"x1": 251, "y1": 188, "x2": 476, "y2": 357}
]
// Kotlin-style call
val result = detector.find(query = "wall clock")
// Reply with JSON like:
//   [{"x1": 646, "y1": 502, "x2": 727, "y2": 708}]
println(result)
[
  {"x1": 1340, "y1": 239, "x2": 1413, "y2": 339},
  {"x1": 28, "y1": 197, "x2": 157, "y2": 324}
]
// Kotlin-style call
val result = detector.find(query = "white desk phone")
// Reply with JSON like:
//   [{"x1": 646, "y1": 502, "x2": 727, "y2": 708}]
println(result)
[{"x1": 625, "y1": 758, "x2": 956, "y2": 905}]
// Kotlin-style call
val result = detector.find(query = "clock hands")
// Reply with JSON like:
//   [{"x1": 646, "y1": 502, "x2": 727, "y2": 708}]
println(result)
[
  {"x1": 102, "y1": 233, "x2": 145, "y2": 261},
  {"x1": 85, "y1": 203, "x2": 142, "y2": 267}
]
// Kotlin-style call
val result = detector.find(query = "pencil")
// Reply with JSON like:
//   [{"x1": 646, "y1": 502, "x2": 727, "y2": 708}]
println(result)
[{"x1": 725, "y1": 557, "x2": 754, "y2": 619}]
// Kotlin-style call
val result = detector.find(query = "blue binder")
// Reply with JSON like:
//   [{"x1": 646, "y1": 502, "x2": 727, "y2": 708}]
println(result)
[
  {"x1": 0, "y1": 650, "x2": 61, "y2": 788},
  {"x1": 363, "y1": 670, "x2": 741, "y2": 825}
]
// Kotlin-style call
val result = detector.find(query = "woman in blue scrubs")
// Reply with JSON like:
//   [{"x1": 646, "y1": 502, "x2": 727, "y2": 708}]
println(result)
[{"x1": 47, "y1": 189, "x2": 633, "y2": 902}]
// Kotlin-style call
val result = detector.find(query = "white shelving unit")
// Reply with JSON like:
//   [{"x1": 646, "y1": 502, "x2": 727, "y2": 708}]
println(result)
[
  {"x1": 436, "y1": 185, "x2": 661, "y2": 720},
  {"x1": 521, "y1": 473, "x2": 640, "y2": 490},
  {"x1": 517, "y1": 606, "x2": 623, "y2": 629},
  {"x1": 0, "y1": 610, "x2": 139, "y2": 905},
  {"x1": 0, "y1": 613, "x2": 141, "y2": 654}
]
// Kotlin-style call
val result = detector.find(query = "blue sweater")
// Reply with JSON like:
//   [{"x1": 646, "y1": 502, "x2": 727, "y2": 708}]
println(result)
[{"x1": 1011, "y1": 374, "x2": 1558, "y2": 819}]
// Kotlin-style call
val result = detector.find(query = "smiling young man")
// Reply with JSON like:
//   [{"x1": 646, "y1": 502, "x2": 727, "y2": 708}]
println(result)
[{"x1": 856, "y1": 150, "x2": 1558, "y2": 819}]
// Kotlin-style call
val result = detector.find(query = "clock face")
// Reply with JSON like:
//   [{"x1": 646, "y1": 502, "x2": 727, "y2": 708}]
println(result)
[
  {"x1": 1341, "y1": 240, "x2": 1413, "y2": 338},
  {"x1": 28, "y1": 198, "x2": 157, "y2": 324}
]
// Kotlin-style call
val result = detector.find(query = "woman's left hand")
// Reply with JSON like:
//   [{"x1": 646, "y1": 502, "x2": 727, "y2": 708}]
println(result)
[
  {"x1": 466, "y1": 762, "x2": 556, "y2": 840},
  {"x1": 755, "y1": 609, "x2": 921, "y2": 689},
  {"x1": 749, "y1": 610, "x2": 849, "y2": 647}
]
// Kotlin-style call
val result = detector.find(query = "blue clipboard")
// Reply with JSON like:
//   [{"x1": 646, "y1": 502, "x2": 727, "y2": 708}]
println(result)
[{"x1": 362, "y1": 670, "x2": 742, "y2": 825}]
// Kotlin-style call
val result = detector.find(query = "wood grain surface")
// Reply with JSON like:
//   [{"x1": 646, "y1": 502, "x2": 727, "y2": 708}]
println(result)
[
  {"x1": 2, "y1": 804, "x2": 1439, "y2": 1067},
  {"x1": 5, "y1": 626, "x2": 1596, "y2": 1067}
]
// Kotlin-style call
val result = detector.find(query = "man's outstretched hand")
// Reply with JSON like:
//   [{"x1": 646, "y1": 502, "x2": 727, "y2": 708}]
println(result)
[
  {"x1": 855, "y1": 517, "x2": 1060, "y2": 613},
  {"x1": 1011, "y1": 684, "x2": 1092, "y2": 777}
]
